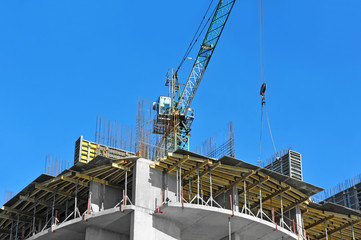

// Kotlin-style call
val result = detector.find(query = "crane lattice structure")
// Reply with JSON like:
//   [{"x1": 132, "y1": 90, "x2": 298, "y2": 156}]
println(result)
[{"x1": 152, "y1": 0, "x2": 236, "y2": 159}]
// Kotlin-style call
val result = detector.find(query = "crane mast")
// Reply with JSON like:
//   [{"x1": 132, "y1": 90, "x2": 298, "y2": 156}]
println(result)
[{"x1": 153, "y1": 0, "x2": 236, "y2": 158}]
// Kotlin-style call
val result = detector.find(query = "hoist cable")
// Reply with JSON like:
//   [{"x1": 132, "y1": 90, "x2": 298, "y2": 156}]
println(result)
[
  {"x1": 265, "y1": 103, "x2": 277, "y2": 155},
  {"x1": 258, "y1": 0, "x2": 265, "y2": 84},
  {"x1": 176, "y1": 0, "x2": 216, "y2": 73},
  {"x1": 257, "y1": 103, "x2": 264, "y2": 166}
]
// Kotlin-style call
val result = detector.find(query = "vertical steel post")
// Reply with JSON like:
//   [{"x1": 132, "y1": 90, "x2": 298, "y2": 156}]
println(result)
[
  {"x1": 209, "y1": 168, "x2": 213, "y2": 207},
  {"x1": 351, "y1": 222, "x2": 355, "y2": 240},
  {"x1": 15, "y1": 214, "x2": 19, "y2": 240},
  {"x1": 179, "y1": 165, "x2": 182, "y2": 202},
  {"x1": 280, "y1": 193, "x2": 283, "y2": 227},
  {"x1": 189, "y1": 178, "x2": 192, "y2": 201},
  {"x1": 65, "y1": 199, "x2": 68, "y2": 218},
  {"x1": 259, "y1": 182, "x2": 263, "y2": 219},
  {"x1": 125, "y1": 170, "x2": 128, "y2": 205},
  {"x1": 197, "y1": 166, "x2": 200, "y2": 205},
  {"x1": 10, "y1": 220, "x2": 13, "y2": 240},
  {"x1": 243, "y1": 180, "x2": 247, "y2": 214},
  {"x1": 228, "y1": 217, "x2": 231, "y2": 240},
  {"x1": 339, "y1": 230, "x2": 343, "y2": 240},
  {"x1": 32, "y1": 203, "x2": 37, "y2": 235},
  {"x1": 176, "y1": 165, "x2": 179, "y2": 202},
  {"x1": 74, "y1": 182, "x2": 78, "y2": 219},
  {"x1": 51, "y1": 193, "x2": 56, "y2": 225},
  {"x1": 324, "y1": 219, "x2": 328, "y2": 240}
]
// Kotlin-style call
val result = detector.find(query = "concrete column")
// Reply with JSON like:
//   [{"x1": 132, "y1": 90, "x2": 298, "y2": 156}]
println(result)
[
  {"x1": 130, "y1": 158, "x2": 180, "y2": 240},
  {"x1": 85, "y1": 226, "x2": 128, "y2": 240}
]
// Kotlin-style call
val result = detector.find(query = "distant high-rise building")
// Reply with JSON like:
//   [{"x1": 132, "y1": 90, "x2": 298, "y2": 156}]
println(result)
[{"x1": 264, "y1": 150, "x2": 303, "y2": 181}]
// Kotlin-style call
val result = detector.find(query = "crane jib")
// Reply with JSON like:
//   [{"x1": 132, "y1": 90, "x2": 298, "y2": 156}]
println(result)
[{"x1": 178, "y1": 0, "x2": 236, "y2": 115}]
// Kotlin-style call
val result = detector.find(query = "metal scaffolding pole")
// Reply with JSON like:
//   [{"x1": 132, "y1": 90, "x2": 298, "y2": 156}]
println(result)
[
  {"x1": 32, "y1": 203, "x2": 37, "y2": 235},
  {"x1": 179, "y1": 165, "x2": 182, "y2": 202},
  {"x1": 197, "y1": 166, "x2": 200, "y2": 205},
  {"x1": 74, "y1": 182, "x2": 78, "y2": 219},
  {"x1": 280, "y1": 193, "x2": 284, "y2": 227},
  {"x1": 51, "y1": 193, "x2": 56, "y2": 225},
  {"x1": 176, "y1": 165, "x2": 179, "y2": 202},
  {"x1": 210, "y1": 168, "x2": 213, "y2": 207},
  {"x1": 15, "y1": 214, "x2": 19, "y2": 240},
  {"x1": 125, "y1": 170, "x2": 128, "y2": 205},
  {"x1": 10, "y1": 220, "x2": 13, "y2": 240},
  {"x1": 351, "y1": 223, "x2": 355, "y2": 240},
  {"x1": 324, "y1": 219, "x2": 328, "y2": 240}
]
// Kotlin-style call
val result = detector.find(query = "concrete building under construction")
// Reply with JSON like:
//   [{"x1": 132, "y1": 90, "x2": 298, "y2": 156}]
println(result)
[
  {"x1": 1, "y1": 0, "x2": 360, "y2": 239},
  {"x1": 1, "y1": 137, "x2": 361, "y2": 240}
]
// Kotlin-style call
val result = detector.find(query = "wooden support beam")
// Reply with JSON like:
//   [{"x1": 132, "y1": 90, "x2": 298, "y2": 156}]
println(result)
[
  {"x1": 0, "y1": 213, "x2": 31, "y2": 224},
  {"x1": 305, "y1": 215, "x2": 334, "y2": 230},
  {"x1": 183, "y1": 161, "x2": 222, "y2": 187},
  {"x1": 315, "y1": 218, "x2": 361, "y2": 239},
  {"x1": 19, "y1": 195, "x2": 65, "y2": 210},
  {"x1": 74, "y1": 172, "x2": 108, "y2": 185},
  {"x1": 60, "y1": 176, "x2": 88, "y2": 187},
  {"x1": 213, "y1": 170, "x2": 255, "y2": 199},
  {"x1": 34, "y1": 184, "x2": 73, "y2": 198},
  {"x1": 277, "y1": 196, "x2": 310, "y2": 214},
  {"x1": 111, "y1": 163, "x2": 131, "y2": 171},
  {"x1": 1, "y1": 206, "x2": 33, "y2": 218},
  {"x1": 182, "y1": 159, "x2": 212, "y2": 179},
  {"x1": 167, "y1": 156, "x2": 190, "y2": 173},
  {"x1": 238, "y1": 176, "x2": 270, "y2": 195},
  {"x1": 250, "y1": 186, "x2": 291, "y2": 210}
]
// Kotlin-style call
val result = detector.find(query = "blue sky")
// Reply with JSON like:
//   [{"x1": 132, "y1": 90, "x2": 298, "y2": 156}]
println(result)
[{"x1": 0, "y1": 0, "x2": 360, "y2": 206}]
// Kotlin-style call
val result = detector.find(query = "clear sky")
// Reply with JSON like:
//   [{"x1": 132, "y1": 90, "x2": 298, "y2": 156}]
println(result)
[{"x1": 0, "y1": 0, "x2": 360, "y2": 206}]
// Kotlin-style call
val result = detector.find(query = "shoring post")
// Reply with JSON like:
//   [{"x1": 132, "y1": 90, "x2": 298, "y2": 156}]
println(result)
[
  {"x1": 15, "y1": 214, "x2": 19, "y2": 240},
  {"x1": 166, "y1": 172, "x2": 169, "y2": 203},
  {"x1": 121, "y1": 190, "x2": 125, "y2": 212},
  {"x1": 280, "y1": 193, "x2": 284, "y2": 227},
  {"x1": 229, "y1": 194, "x2": 234, "y2": 217},
  {"x1": 181, "y1": 186, "x2": 184, "y2": 209},
  {"x1": 228, "y1": 217, "x2": 231, "y2": 240},
  {"x1": 351, "y1": 222, "x2": 355, "y2": 240},
  {"x1": 259, "y1": 182, "x2": 263, "y2": 219},
  {"x1": 179, "y1": 165, "x2": 182, "y2": 202},
  {"x1": 340, "y1": 230, "x2": 343, "y2": 240},
  {"x1": 125, "y1": 170, "x2": 128, "y2": 205},
  {"x1": 21, "y1": 226, "x2": 24, "y2": 240},
  {"x1": 200, "y1": 170, "x2": 204, "y2": 204},
  {"x1": 176, "y1": 165, "x2": 179, "y2": 202},
  {"x1": 65, "y1": 199, "x2": 68, "y2": 218},
  {"x1": 272, "y1": 208, "x2": 275, "y2": 223},
  {"x1": 189, "y1": 178, "x2": 192, "y2": 201},
  {"x1": 197, "y1": 165, "x2": 200, "y2": 205},
  {"x1": 10, "y1": 220, "x2": 13, "y2": 239},
  {"x1": 243, "y1": 180, "x2": 247, "y2": 214},
  {"x1": 324, "y1": 219, "x2": 328, "y2": 240},
  {"x1": 292, "y1": 219, "x2": 296, "y2": 233},
  {"x1": 74, "y1": 182, "x2": 78, "y2": 219},
  {"x1": 32, "y1": 203, "x2": 37, "y2": 235},
  {"x1": 51, "y1": 193, "x2": 56, "y2": 225},
  {"x1": 209, "y1": 168, "x2": 213, "y2": 207}
]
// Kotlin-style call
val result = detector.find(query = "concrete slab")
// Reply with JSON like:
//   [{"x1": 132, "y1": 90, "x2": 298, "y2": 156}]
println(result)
[
  {"x1": 28, "y1": 206, "x2": 134, "y2": 240},
  {"x1": 156, "y1": 203, "x2": 299, "y2": 240}
]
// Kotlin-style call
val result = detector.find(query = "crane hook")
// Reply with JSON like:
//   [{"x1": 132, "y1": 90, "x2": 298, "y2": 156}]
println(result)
[{"x1": 260, "y1": 83, "x2": 267, "y2": 105}]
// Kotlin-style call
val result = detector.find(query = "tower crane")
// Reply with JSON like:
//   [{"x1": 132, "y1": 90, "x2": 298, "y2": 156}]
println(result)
[{"x1": 152, "y1": 0, "x2": 236, "y2": 158}]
